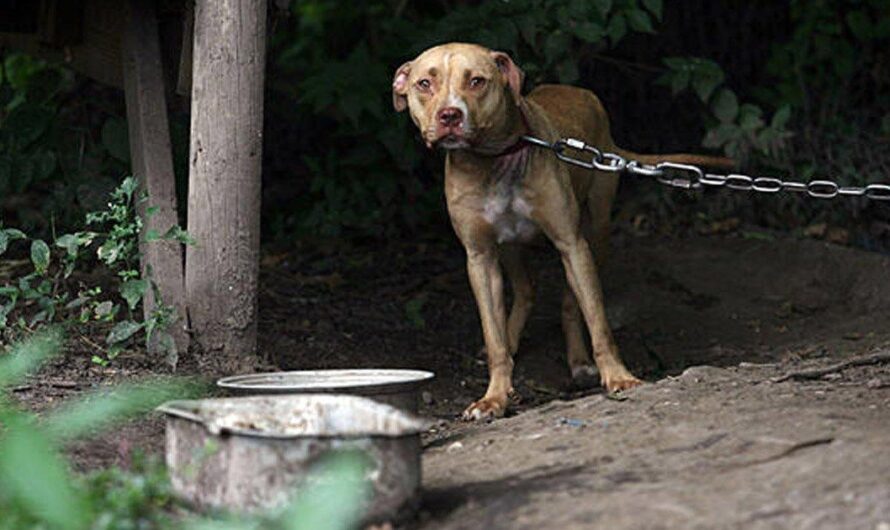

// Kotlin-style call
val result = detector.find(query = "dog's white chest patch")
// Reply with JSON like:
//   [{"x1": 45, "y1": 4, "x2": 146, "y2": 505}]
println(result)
[{"x1": 481, "y1": 148, "x2": 537, "y2": 243}]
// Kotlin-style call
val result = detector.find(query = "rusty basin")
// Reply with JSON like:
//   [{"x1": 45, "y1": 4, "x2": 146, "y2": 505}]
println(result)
[
  {"x1": 216, "y1": 369, "x2": 435, "y2": 413},
  {"x1": 158, "y1": 394, "x2": 429, "y2": 523}
]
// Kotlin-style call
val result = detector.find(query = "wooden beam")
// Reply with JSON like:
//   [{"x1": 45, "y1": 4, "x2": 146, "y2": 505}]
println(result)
[
  {"x1": 122, "y1": 0, "x2": 189, "y2": 363},
  {"x1": 185, "y1": 0, "x2": 266, "y2": 370}
]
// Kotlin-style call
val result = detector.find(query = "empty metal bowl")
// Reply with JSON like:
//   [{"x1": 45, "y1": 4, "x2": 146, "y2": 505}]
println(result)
[
  {"x1": 159, "y1": 394, "x2": 429, "y2": 523},
  {"x1": 216, "y1": 369, "x2": 435, "y2": 413}
]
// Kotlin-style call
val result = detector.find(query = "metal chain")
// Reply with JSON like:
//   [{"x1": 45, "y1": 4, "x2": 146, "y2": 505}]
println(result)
[{"x1": 522, "y1": 135, "x2": 890, "y2": 201}]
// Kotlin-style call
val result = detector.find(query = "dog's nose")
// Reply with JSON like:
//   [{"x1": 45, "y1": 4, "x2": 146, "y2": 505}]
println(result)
[{"x1": 437, "y1": 107, "x2": 463, "y2": 127}]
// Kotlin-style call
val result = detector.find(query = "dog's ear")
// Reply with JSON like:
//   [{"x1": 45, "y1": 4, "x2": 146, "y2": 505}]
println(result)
[
  {"x1": 392, "y1": 61, "x2": 412, "y2": 112},
  {"x1": 491, "y1": 51, "x2": 525, "y2": 106}
]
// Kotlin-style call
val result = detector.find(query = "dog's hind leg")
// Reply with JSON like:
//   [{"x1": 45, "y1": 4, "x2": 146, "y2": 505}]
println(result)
[
  {"x1": 502, "y1": 244, "x2": 536, "y2": 356},
  {"x1": 562, "y1": 287, "x2": 596, "y2": 387}
]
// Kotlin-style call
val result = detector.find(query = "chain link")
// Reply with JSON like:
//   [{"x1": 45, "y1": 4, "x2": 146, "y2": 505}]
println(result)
[{"x1": 523, "y1": 134, "x2": 890, "y2": 201}]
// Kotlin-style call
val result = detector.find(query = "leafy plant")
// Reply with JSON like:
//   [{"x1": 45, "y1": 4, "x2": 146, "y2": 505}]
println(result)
[
  {"x1": 0, "y1": 331, "x2": 371, "y2": 530},
  {"x1": 0, "y1": 177, "x2": 190, "y2": 365},
  {"x1": 0, "y1": 51, "x2": 133, "y2": 236},
  {"x1": 0, "y1": 329, "x2": 192, "y2": 530},
  {"x1": 657, "y1": 57, "x2": 793, "y2": 162}
]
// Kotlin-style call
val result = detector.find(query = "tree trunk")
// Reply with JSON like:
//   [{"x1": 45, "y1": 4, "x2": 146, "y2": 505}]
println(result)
[
  {"x1": 123, "y1": 0, "x2": 189, "y2": 365},
  {"x1": 185, "y1": 0, "x2": 266, "y2": 370}
]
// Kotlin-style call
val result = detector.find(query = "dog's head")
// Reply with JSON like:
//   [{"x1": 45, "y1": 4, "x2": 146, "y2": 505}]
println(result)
[{"x1": 392, "y1": 43, "x2": 524, "y2": 151}]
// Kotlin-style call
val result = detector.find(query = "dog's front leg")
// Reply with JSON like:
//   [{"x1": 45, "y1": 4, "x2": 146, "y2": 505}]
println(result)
[{"x1": 462, "y1": 247, "x2": 514, "y2": 420}]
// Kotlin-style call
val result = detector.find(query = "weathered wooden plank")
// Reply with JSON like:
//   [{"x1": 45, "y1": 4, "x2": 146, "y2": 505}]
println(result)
[
  {"x1": 122, "y1": 0, "x2": 189, "y2": 362},
  {"x1": 185, "y1": 0, "x2": 267, "y2": 370}
]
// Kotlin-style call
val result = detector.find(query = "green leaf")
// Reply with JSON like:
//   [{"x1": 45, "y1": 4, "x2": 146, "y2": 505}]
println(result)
[
  {"x1": 702, "y1": 123, "x2": 742, "y2": 149},
  {"x1": 106, "y1": 320, "x2": 143, "y2": 345},
  {"x1": 573, "y1": 21, "x2": 605, "y2": 43},
  {"x1": 30, "y1": 239, "x2": 51, "y2": 274},
  {"x1": 692, "y1": 67, "x2": 725, "y2": 102},
  {"x1": 0, "y1": 328, "x2": 62, "y2": 388},
  {"x1": 160, "y1": 225, "x2": 197, "y2": 245},
  {"x1": 101, "y1": 117, "x2": 131, "y2": 163},
  {"x1": 0, "y1": 414, "x2": 89, "y2": 530},
  {"x1": 55, "y1": 233, "x2": 80, "y2": 257},
  {"x1": 712, "y1": 89, "x2": 739, "y2": 123},
  {"x1": 31, "y1": 149, "x2": 57, "y2": 181},
  {"x1": 279, "y1": 451, "x2": 372, "y2": 530},
  {"x1": 43, "y1": 379, "x2": 200, "y2": 442},
  {"x1": 670, "y1": 70, "x2": 691, "y2": 95},
  {"x1": 543, "y1": 32, "x2": 570, "y2": 65},
  {"x1": 625, "y1": 9, "x2": 654, "y2": 33},
  {"x1": 119, "y1": 279, "x2": 147, "y2": 310},
  {"x1": 663, "y1": 57, "x2": 688, "y2": 70},
  {"x1": 3, "y1": 53, "x2": 40, "y2": 90},
  {"x1": 738, "y1": 104, "x2": 765, "y2": 131},
  {"x1": 119, "y1": 175, "x2": 139, "y2": 199},
  {"x1": 3, "y1": 104, "x2": 53, "y2": 148},
  {"x1": 771, "y1": 105, "x2": 792, "y2": 129},
  {"x1": 94, "y1": 300, "x2": 115, "y2": 319},
  {"x1": 642, "y1": 0, "x2": 663, "y2": 20},
  {"x1": 3, "y1": 228, "x2": 27, "y2": 240},
  {"x1": 97, "y1": 241, "x2": 122, "y2": 264},
  {"x1": 702, "y1": 123, "x2": 740, "y2": 149},
  {"x1": 606, "y1": 14, "x2": 627, "y2": 44},
  {"x1": 592, "y1": 0, "x2": 612, "y2": 18},
  {"x1": 0, "y1": 232, "x2": 7, "y2": 256}
]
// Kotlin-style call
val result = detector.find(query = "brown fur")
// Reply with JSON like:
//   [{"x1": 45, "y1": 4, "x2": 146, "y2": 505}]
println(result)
[{"x1": 393, "y1": 43, "x2": 732, "y2": 420}]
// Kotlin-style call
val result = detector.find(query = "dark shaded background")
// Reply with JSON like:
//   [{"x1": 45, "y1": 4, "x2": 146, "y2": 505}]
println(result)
[{"x1": 2, "y1": 0, "x2": 889, "y2": 251}]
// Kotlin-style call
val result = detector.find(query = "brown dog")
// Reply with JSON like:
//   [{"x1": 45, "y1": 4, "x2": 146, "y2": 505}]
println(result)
[{"x1": 393, "y1": 43, "x2": 731, "y2": 420}]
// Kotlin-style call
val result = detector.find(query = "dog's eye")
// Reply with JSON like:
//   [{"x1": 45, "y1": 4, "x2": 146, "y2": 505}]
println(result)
[
  {"x1": 416, "y1": 79, "x2": 432, "y2": 91},
  {"x1": 469, "y1": 77, "x2": 486, "y2": 89}
]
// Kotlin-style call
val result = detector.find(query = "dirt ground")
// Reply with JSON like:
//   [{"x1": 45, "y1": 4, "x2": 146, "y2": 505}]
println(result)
[{"x1": 9, "y1": 230, "x2": 890, "y2": 529}]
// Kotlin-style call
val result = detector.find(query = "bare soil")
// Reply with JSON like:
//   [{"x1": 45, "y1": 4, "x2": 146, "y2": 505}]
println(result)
[{"x1": 9, "y1": 230, "x2": 890, "y2": 529}]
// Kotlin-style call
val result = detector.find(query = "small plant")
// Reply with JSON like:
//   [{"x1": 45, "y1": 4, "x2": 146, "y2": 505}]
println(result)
[
  {"x1": 0, "y1": 331, "x2": 370, "y2": 530},
  {"x1": 657, "y1": 57, "x2": 793, "y2": 162},
  {"x1": 0, "y1": 329, "x2": 192, "y2": 530},
  {"x1": 0, "y1": 176, "x2": 190, "y2": 365}
]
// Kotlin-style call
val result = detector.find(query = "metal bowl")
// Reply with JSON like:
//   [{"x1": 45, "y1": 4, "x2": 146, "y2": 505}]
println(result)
[
  {"x1": 217, "y1": 369, "x2": 435, "y2": 413},
  {"x1": 159, "y1": 394, "x2": 429, "y2": 524}
]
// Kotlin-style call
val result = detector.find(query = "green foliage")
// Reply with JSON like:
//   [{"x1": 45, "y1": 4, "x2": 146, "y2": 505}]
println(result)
[
  {"x1": 0, "y1": 51, "x2": 130, "y2": 236},
  {"x1": 82, "y1": 455, "x2": 177, "y2": 530},
  {"x1": 270, "y1": 0, "x2": 667, "y2": 241},
  {"x1": 763, "y1": 0, "x2": 890, "y2": 125},
  {"x1": 0, "y1": 329, "x2": 187, "y2": 530},
  {"x1": 0, "y1": 177, "x2": 187, "y2": 365},
  {"x1": 0, "y1": 332, "x2": 370, "y2": 530},
  {"x1": 657, "y1": 57, "x2": 792, "y2": 162}
]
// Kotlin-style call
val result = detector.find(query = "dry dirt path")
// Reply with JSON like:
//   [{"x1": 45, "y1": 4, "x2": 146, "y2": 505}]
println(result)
[
  {"x1": 419, "y1": 357, "x2": 890, "y2": 529},
  {"x1": 413, "y1": 234, "x2": 890, "y2": 529}
]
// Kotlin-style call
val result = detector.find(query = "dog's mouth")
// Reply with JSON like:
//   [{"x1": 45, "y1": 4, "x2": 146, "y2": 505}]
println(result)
[{"x1": 431, "y1": 134, "x2": 471, "y2": 150}]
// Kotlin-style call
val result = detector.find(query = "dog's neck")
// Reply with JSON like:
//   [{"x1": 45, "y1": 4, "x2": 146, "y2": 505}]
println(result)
[
  {"x1": 464, "y1": 99, "x2": 531, "y2": 157},
  {"x1": 447, "y1": 99, "x2": 534, "y2": 183}
]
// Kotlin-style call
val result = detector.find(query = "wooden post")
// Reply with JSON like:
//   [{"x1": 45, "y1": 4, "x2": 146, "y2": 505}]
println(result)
[
  {"x1": 122, "y1": 0, "x2": 189, "y2": 362},
  {"x1": 185, "y1": 0, "x2": 266, "y2": 370}
]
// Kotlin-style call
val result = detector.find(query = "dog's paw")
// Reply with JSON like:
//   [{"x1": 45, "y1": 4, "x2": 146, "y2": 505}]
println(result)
[
  {"x1": 570, "y1": 365, "x2": 599, "y2": 389},
  {"x1": 461, "y1": 395, "x2": 508, "y2": 421},
  {"x1": 602, "y1": 371, "x2": 643, "y2": 393}
]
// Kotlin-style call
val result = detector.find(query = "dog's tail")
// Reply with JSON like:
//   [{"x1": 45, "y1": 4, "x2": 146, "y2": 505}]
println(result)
[{"x1": 615, "y1": 148, "x2": 735, "y2": 171}]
